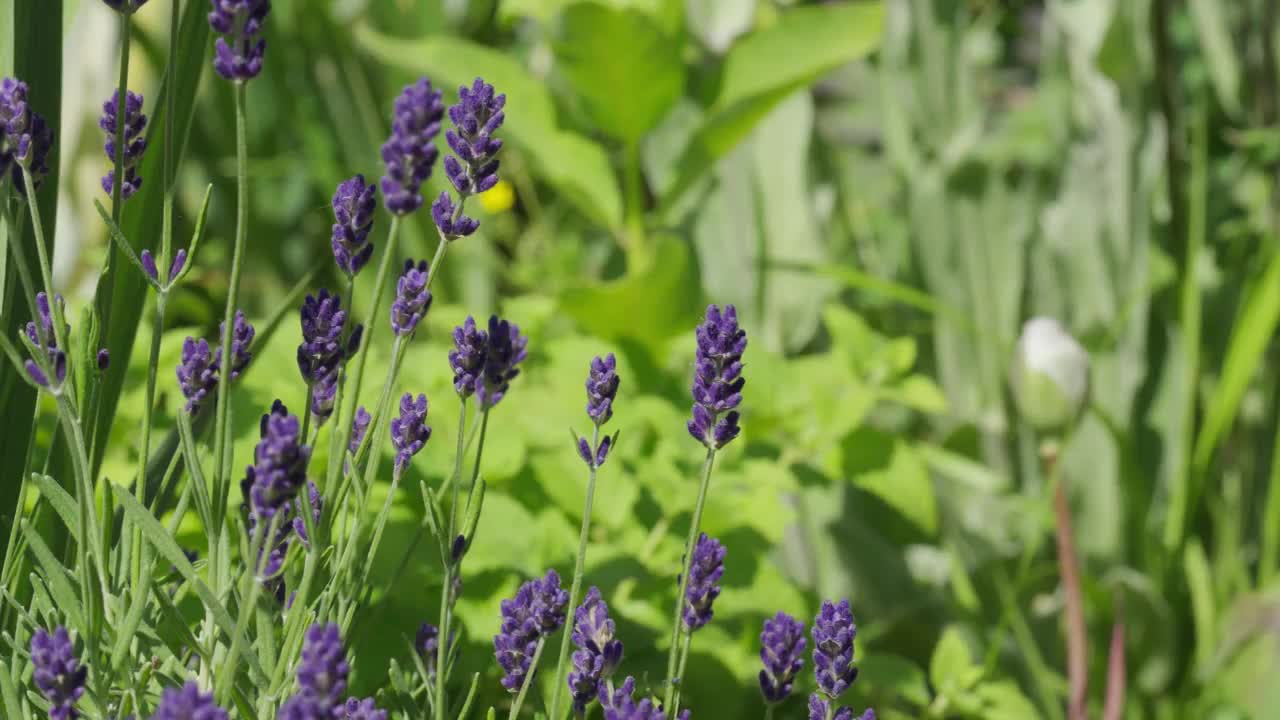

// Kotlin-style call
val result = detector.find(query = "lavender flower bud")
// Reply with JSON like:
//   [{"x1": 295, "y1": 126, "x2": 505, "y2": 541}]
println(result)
[
  {"x1": 141, "y1": 249, "x2": 159, "y2": 281},
  {"x1": 600, "y1": 685, "x2": 691, "y2": 720},
  {"x1": 416, "y1": 623, "x2": 440, "y2": 676},
  {"x1": 687, "y1": 304, "x2": 746, "y2": 449},
  {"x1": 0, "y1": 77, "x2": 53, "y2": 195},
  {"x1": 477, "y1": 315, "x2": 527, "y2": 409},
  {"x1": 96, "y1": 349, "x2": 110, "y2": 371},
  {"x1": 297, "y1": 289, "x2": 349, "y2": 381},
  {"x1": 208, "y1": 0, "x2": 270, "y2": 82},
  {"x1": 598, "y1": 675, "x2": 634, "y2": 711},
  {"x1": 30, "y1": 627, "x2": 86, "y2": 720},
  {"x1": 682, "y1": 533, "x2": 725, "y2": 632},
  {"x1": 331, "y1": 175, "x2": 377, "y2": 276},
  {"x1": 448, "y1": 316, "x2": 487, "y2": 399},
  {"x1": 759, "y1": 612, "x2": 805, "y2": 704},
  {"x1": 22, "y1": 292, "x2": 67, "y2": 389},
  {"x1": 170, "y1": 248, "x2": 188, "y2": 283},
  {"x1": 100, "y1": 0, "x2": 149, "y2": 13},
  {"x1": 390, "y1": 392, "x2": 431, "y2": 474},
  {"x1": 430, "y1": 191, "x2": 478, "y2": 240},
  {"x1": 343, "y1": 698, "x2": 387, "y2": 720},
  {"x1": 807, "y1": 695, "x2": 874, "y2": 720},
  {"x1": 494, "y1": 570, "x2": 569, "y2": 692},
  {"x1": 380, "y1": 78, "x2": 444, "y2": 215},
  {"x1": 443, "y1": 78, "x2": 506, "y2": 197},
  {"x1": 310, "y1": 367, "x2": 339, "y2": 426},
  {"x1": 349, "y1": 406, "x2": 371, "y2": 457},
  {"x1": 99, "y1": 89, "x2": 148, "y2": 200},
  {"x1": 177, "y1": 337, "x2": 217, "y2": 413},
  {"x1": 390, "y1": 259, "x2": 432, "y2": 337},
  {"x1": 217, "y1": 309, "x2": 255, "y2": 380},
  {"x1": 243, "y1": 402, "x2": 309, "y2": 519},
  {"x1": 151, "y1": 681, "x2": 228, "y2": 720},
  {"x1": 291, "y1": 481, "x2": 322, "y2": 548},
  {"x1": 294, "y1": 623, "x2": 349, "y2": 710},
  {"x1": 586, "y1": 354, "x2": 619, "y2": 425},
  {"x1": 568, "y1": 587, "x2": 624, "y2": 716},
  {"x1": 812, "y1": 599, "x2": 858, "y2": 698}
]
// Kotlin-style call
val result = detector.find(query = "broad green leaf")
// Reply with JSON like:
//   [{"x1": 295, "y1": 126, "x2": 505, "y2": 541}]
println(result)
[
  {"x1": 554, "y1": 2, "x2": 685, "y2": 143},
  {"x1": 857, "y1": 654, "x2": 931, "y2": 707},
  {"x1": 659, "y1": 1, "x2": 883, "y2": 210},
  {"x1": 977, "y1": 681, "x2": 1041, "y2": 720},
  {"x1": 929, "y1": 626, "x2": 977, "y2": 695},
  {"x1": 842, "y1": 428, "x2": 937, "y2": 535},
  {"x1": 558, "y1": 235, "x2": 702, "y2": 355},
  {"x1": 355, "y1": 28, "x2": 623, "y2": 230}
]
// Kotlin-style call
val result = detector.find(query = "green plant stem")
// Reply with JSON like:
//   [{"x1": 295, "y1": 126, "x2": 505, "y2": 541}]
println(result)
[
  {"x1": 217, "y1": 513, "x2": 276, "y2": 706},
  {"x1": 670, "y1": 629, "x2": 693, "y2": 714},
  {"x1": 548, "y1": 424, "x2": 603, "y2": 719},
  {"x1": 622, "y1": 144, "x2": 648, "y2": 271},
  {"x1": 162, "y1": 0, "x2": 178, "y2": 270},
  {"x1": 509, "y1": 637, "x2": 547, "y2": 720},
  {"x1": 212, "y1": 82, "x2": 250, "y2": 527},
  {"x1": 19, "y1": 166, "x2": 68, "y2": 363},
  {"x1": 110, "y1": 14, "x2": 131, "y2": 224},
  {"x1": 662, "y1": 447, "x2": 717, "y2": 711},
  {"x1": 130, "y1": 293, "x2": 166, "y2": 599},
  {"x1": 764, "y1": 704, "x2": 776, "y2": 720}
]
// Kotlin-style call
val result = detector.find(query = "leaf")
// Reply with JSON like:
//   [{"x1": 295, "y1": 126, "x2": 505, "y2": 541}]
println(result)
[
  {"x1": 558, "y1": 235, "x2": 703, "y2": 355},
  {"x1": 0, "y1": 660, "x2": 23, "y2": 720},
  {"x1": 355, "y1": 28, "x2": 623, "y2": 230},
  {"x1": 20, "y1": 520, "x2": 85, "y2": 632},
  {"x1": 929, "y1": 626, "x2": 977, "y2": 695},
  {"x1": 858, "y1": 653, "x2": 931, "y2": 706},
  {"x1": 1184, "y1": 538, "x2": 1215, "y2": 672},
  {"x1": 91, "y1": 0, "x2": 211, "y2": 477},
  {"x1": 1187, "y1": 0, "x2": 1241, "y2": 117},
  {"x1": 842, "y1": 428, "x2": 938, "y2": 535},
  {"x1": 112, "y1": 487, "x2": 265, "y2": 681},
  {"x1": 659, "y1": 1, "x2": 884, "y2": 210},
  {"x1": 554, "y1": 2, "x2": 685, "y2": 144},
  {"x1": 28, "y1": 474, "x2": 79, "y2": 543},
  {"x1": 978, "y1": 681, "x2": 1041, "y2": 720}
]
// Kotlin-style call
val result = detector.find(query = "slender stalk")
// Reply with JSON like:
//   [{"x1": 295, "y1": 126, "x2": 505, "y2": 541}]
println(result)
[
  {"x1": 438, "y1": 407, "x2": 489, "y2": 720},
  {"x1": 110, "y1": 14, "x2": 131, "y2": 223},
  {"x1": 19, "y1": 166, "x2": 67, "y2": 358},
  {"x1": 1050, "y1": 444, "x2": 1087, "y2": 720},
  {"x1": 162, "y1": 0, "x2": 178, "y2": 269},
  {"x1": 764, "y1": 704, "x2": 776, "y2": 720},
  {"x1": 663, "y1": 448, "x2": 716, "y2": 711},
  {"x1": 212, "y1": 82, "x2": 250, "y2": 526},
  {"x1": 509, "y1": 638, "x2": 547, "y2": 720},
  {"x1": 670, "y1": 630, "x2": 693, "y2": 713},
  {"x1": 217, "y1": 513, "x2": 277, "y2": 706},
  {"x1": 548, "y1": 424, "x2": 602, "y2": 719}
]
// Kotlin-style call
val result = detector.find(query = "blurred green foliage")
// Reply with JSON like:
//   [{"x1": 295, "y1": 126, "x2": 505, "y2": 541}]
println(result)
[{"x1": 8, "y1": 0, "x2": 1280, "y2": 717}]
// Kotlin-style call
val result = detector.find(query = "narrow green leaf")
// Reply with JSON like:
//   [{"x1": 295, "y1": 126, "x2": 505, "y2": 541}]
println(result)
[
  {"x1": 1184, "y1": 539, "x2": 1215, "y2": 672},
  {"x1": 460, "y1": 475, "x2": 487, "y2": 555},
  {"x1": 112, "y1": 487, "x2": 266, "y2": 681},
  {"x1": 28, "y1": 474, "x2": 78, "y2": 543},
  {"x1": 19, "y1": 520, "x2": 85, "y2": 632},
  {"x1": 92, "y1": 199, "x2": 160, "y2": 291},
  {"x1": 658, "y1": 1, "x2": 884, "y2": 212},
  {"x1": 0, "y1": 659, "x2": 23, "y2": 720},
  {"x1": 172, "y1": 184, "x2": 213, "y2": 285}
]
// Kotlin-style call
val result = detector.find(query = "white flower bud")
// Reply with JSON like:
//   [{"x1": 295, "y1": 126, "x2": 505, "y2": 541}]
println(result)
[{"x1": 1010, "y1": 317, "x2": 1089, "y2": 432}]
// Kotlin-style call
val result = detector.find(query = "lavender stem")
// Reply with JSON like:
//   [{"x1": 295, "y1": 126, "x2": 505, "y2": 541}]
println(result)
[
  {"x1": 508, "y1": 637, "x2": 547, "y2": 720},
  {"x1": 548, "y1": 423, "x2": 601, "y2": 719},
  {"x1": 662, "y1": 447, "x2": 717, "y2": 711}
]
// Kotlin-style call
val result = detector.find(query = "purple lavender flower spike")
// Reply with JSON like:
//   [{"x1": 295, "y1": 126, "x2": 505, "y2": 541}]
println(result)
[
  {"x1": 586, "y1": 354, "x2": 619, "y2": 425},
  {"x1": 297, "y1": 289, "x2": 348, "y2": 381},
  {"x1": 600, "y1": 692, "x2": 689, "y2": 720},
  {"x1": 141, "y1": 249, "x2": 159, "y2": 281},
  {"x1": 30, "y1": 627, "x2": 86, "y2": 720},
  {"x1": 151, "y1": 681, "x2": 229, "y2": 720},
  {"x1": 448, "y1": 316, "x2": 487, "y2": 399},
  {"x1": 759, "y1": 611, "x2": 806, "y2": 704},
  {"x1": 812, "y1": 599, "x2": 858, "y2": 698},
  {"x1": 682, "y1": 533, "x2": 725, "y2": 632},
  {"x1": 243, "y1": 402, "x2": 309, "y2": 519},
  {"x1": 443, "y1": 78, "x2": 506, "y2": 197},
  {"x1": 343, "y1": 698, "x2": 387, "y2": 720},
  {"x1": 390, "y1": 259, "x2": 432, "y2": 337},
  {"x1": 687, "y1": 304, "x2": 746, "y2": 449},
  {"x1": 177, "y1": 337, "x2": 218, "y2": 413},
  {"x1": 331, "y1": 175, "x2": 377, "y2": 276},
  {"x1": 381, "y1": 78, "x2": 445, "y2": 215},
  {"x1": 390, "y1": 392, "x2": 431, "y2": 474},
  {"x1": 430, "y1": 191, "x2": 478, "y2": 240},
  {"x1": 100, "y1": 0, "x2": 149, "y2": 13},
  {"x1": 99, "y1": 89, "x2": 147, "y2": 200},
  {"x1": 294, "y1": 623, "x2": 349, "y2": 710},
  {"x1": 807, "y1": 695, "x2": 872, "y2": 720},
  {"x1": 0, "y1": 77, "x2": 51, "y2": 194},
  {"x1": 21, "y1": 292, "x2": 67, "y2": 389},
  {"x1": 208, "y1": 0, "x2": 270, "y2": 82},
  {"x1": 169, "y1": 248, "x2": 188, "y2": 283},
  {"x1": 476, "y1": 315, "x2": 528, "y2": 409},
  {"x1": 349, "y1": 406, "x2": 371, "y2": 456},
  {"x1": 217, "y1": 309, "x2": 255, "y2": 380},
  {"x1": 598, "y1": 675, "x2": 634, "y2": 711},
  {"x1": 310, "y1": 368, "x2": 339, "y2": 426},
  {"x1": 568, "y1": 587, "x2": 624, "y2": 716},
  {"x1": 416, "y1": 623, "x2": 440, "y2": 676},
  {"x1": 494, "y1": 570, "x2": 569, "y2": 693}
]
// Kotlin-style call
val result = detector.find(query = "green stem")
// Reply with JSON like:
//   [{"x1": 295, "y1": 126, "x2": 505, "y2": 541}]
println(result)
[
  {"x1": 212, "y1": 81, "x2": 250, "y2": 527},
  {"x1": 764, "y1": 704, "x2": 776, "y2": 720},
  {"x1": 509, "y1": 637, "x2": 547, "y2": 720},
  {"x1": 19, "y1": 166, "x2": 67, "y2": 360},
  {"x1": 217, "y1": 513, "x2": 276, "y2": 706},
  {"x1": 548, "y1": 424, "x2": 602, "y2": 719},
  {"x1": 621, "y1": 144, "x2": 648, "y2": 271},
  {"x1": 161, "y1": 0, "x2": 178, "y2": 271},
  {"x1": 670, "y1": 629, "x2": 692, "y2": 714},
  {"x1": 110, "y1": 14, "x2": 131, "y2": 223},
  {"x1": 662, "y1": 448, "x2": 716, "y2": 711}
]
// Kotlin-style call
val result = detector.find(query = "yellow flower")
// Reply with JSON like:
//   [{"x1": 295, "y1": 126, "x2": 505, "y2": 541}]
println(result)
[{"x1": 478, "y1": 179, "x2": 515, "y2": 214}]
